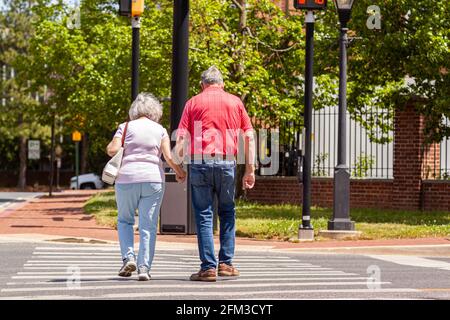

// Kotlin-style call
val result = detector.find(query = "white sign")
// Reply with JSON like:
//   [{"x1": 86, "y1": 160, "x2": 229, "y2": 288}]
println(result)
[{"x1": 28, "y1": 140, "x2": 40, "y2": 160}]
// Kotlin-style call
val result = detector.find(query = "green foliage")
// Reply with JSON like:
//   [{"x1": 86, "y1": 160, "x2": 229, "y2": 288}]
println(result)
[
  {"x1": 337, "y1": 0, "x2": 449, "y2": 141},
  {"x1": 84, "y1": 193, "x2": 450, "y2": 240},
  {"x1": 1, "y1": 0, "x2": 449, "y2": 175},
  {"x1": 0, "y1": 0, "x2": 48, "y2": 171},
  {"x1": 312, "y1": 152, "x2": 328, "y2": 177},
  {"x1": 352, "y1": 153, "x2": 375, "y2": 178}
]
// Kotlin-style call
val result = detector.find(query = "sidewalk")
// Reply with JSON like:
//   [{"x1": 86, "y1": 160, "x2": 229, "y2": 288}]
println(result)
[{"x1": 0, "y1": 190, "x2": 449, "y2": 255}]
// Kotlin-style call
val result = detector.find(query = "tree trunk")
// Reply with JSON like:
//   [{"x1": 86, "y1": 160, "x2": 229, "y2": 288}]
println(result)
[
  {"x1": 17, "y1": 115, "x2": 27, "y2": 190},
  {"x1": 81, "y1": 133, "x2": 89, "y2": 174}
]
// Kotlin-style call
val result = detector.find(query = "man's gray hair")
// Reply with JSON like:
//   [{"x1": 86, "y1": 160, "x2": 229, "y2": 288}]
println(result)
[
  {"x1": 129, "y1": 93, "x2": 163, "y2": 122},
  {"x1": 201, "y1": 65, "x2": 224, "y2": 85}
]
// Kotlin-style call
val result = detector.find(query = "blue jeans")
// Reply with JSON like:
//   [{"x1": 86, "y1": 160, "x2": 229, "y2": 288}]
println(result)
[
  {"x1": 190, "y1": 160, "x2": 236, "y2": 270},
  {"x1": 115, "y1": 182, "x2": 164, "y2": 269}
]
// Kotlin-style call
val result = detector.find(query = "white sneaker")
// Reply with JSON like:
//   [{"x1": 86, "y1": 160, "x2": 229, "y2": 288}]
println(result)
[{"x1": 138, "y1": 266, "x2": 151, "y2": 281}]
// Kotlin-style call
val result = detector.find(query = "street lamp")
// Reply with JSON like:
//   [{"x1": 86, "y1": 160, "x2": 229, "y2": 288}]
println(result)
[{"x1": 329, "y1": 0, "x2": 355, "y2": 231}]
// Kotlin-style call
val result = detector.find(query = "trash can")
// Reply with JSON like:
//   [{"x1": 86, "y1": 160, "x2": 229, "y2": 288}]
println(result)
[{"x1": 160, "y1": 164, "x2": 218, "y2": 235}]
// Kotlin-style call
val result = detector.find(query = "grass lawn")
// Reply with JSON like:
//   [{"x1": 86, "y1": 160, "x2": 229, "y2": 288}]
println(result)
[{"x1": 84, "y1": 191, "x2": 450, "y2": 241}]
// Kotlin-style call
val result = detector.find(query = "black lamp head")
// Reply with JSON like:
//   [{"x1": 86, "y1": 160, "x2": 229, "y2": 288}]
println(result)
[{"x1": 333, "y1": 0, "x2": 355, "y2": 26}]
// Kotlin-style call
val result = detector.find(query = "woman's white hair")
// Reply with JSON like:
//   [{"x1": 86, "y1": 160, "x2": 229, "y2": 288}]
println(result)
[{"x1": 128, "y1": 93, "x2": 163, "y2": 122}]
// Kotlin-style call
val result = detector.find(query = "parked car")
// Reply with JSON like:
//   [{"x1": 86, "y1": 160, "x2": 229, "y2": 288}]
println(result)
[{"x1": 70, "y1": 173, "x2": 104, "y2": 190}]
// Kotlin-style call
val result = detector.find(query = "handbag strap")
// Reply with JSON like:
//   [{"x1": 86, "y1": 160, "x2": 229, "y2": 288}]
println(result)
[{"x1": 121, "y1": 122, "x2": 129, "y2": 147}]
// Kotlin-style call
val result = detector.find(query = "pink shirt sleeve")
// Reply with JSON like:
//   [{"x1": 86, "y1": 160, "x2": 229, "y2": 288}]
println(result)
[
  {"x1": 161, "y1": 127, "x2": 169, "y2": 140},
  {"x1": 114, "y1": 123, "x2": 126, "y2": 140}
]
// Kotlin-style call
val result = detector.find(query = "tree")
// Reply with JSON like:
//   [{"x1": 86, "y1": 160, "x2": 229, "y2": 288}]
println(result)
[
  {"x1": 0, "y1": 0, "x2": 42, "y2": 189},
  {"x1": 315, "y1": 0, "x2": 450, "y2": 143}
]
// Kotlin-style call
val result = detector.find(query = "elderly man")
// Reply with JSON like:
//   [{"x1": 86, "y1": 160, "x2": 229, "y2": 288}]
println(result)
[{"x1": 175, "y1": 66, "x2": 256, "y2": 282}]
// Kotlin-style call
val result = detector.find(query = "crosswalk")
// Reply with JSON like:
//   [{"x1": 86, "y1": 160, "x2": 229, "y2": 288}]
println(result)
[{"x1": 0, "y1": 244, "x2": 401, "y2": 300}]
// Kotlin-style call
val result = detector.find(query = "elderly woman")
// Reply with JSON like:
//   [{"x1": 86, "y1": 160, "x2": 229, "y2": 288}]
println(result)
[{"x1": 106, "y1": 93, "x2": 186, "y2": 281}]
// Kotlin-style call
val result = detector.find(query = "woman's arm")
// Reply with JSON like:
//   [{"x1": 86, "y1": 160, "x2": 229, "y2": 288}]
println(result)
[
  {"x1": 161, "y1": 137, "x2": 186, "y2": 182},
  {"x1": 106, "y1": 137, "x2": 122, "y2": 157}
]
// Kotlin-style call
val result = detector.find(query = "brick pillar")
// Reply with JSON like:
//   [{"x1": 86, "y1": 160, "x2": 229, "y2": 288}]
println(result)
[
  {"x1": 393, "y1": 104, "x2": 440, "y2": 210},
  {"x1": 422, "y1": 143, "x2": 441, "y2": 179}
]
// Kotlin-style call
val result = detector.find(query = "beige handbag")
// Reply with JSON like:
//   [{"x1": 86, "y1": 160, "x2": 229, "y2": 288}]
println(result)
[{"x1": 102, "y1": 122, "x2": 128, "y2": 185}]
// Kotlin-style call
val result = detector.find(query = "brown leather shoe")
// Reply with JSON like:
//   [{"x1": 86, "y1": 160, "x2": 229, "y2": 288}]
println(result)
[
  {"x1": 190, "y1": 268, "x2": 217, "y2": 282},
  {"x1": 218, "y1": 263, "x2": 240, "y2": 277}
]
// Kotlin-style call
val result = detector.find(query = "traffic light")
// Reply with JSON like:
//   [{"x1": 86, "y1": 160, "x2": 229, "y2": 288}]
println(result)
[
  {"x1": 294, "y1": 0, "x2": 327, "y2": 10},
  {"x1": 131, "y1": 0, "x2": 144, "y2": 17},
  {"x1": 119, "y1": 0, "x2": 131, "y2": 16},
  {"x1": 119, "y1": 0, "x2": 144, "y2": 17}
]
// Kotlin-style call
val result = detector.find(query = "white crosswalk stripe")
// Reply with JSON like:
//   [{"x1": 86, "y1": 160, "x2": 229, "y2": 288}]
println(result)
[{"x1": 0, "y1": 245, "x2": 396, "y2": 299}]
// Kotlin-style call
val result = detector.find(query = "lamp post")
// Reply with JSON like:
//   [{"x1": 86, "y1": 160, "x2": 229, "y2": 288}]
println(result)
[{"x1": 329, "y1": 0, "x2": 355, "y2": 231}]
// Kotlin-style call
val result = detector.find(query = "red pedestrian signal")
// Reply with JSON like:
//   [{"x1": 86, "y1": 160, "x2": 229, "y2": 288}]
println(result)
[
  {"x1": 119, "y1": 0, "x2": 131, "y2": 16},
  {"x1": 294, "y1": 0, "x2": 327, "y2": 10}
]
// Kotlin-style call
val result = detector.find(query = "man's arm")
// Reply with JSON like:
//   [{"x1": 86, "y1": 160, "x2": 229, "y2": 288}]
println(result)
[
  {"x1": 173, "y1": 100, "x2": 192, "y2": 165},
  {"x1": 242, "y1": 129, "x2": 256, "y2": 189}
]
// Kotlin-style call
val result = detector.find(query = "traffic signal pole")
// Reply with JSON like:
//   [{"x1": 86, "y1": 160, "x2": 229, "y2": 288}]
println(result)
[
  {"x1": 170, "y1": 0, "x2": 189, "y2": 134},
  {"x1": 298, "y1": 10, "x2": 315, "y2": 241},
  {"x1": 131, "y1": 16, "x2": 140, "y2": 102}
]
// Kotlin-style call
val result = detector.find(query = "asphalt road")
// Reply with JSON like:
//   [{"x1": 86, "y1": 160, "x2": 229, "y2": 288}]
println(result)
[
  {"x1": 0, "y1": 241, "x2": 449, "y2": 300},
  {"x1": 0, "y1": 192, "x2": 43, "y2": 212}
]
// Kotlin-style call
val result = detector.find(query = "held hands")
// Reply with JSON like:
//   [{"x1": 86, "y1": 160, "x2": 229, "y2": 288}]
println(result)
[
  {"x1": 176, "y1": 169, "x2": 187, "y2": 183},
  {"x1": 242, "y1": 171, "x2": 255, "y2": 190}
]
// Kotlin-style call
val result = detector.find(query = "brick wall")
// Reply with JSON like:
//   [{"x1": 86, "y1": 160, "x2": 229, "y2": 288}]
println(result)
[
  {"x1": 422, "y1": 180, "x2": 450, "y2": 211},
  {"x1": 247, "y1": 177, "x2": 394, "y2": 209},
  {"x1": 247, "y1": 104, "x2": 450, "y2": 212}
]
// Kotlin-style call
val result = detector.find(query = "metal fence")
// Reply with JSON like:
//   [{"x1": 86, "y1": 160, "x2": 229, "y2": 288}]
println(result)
[
  {"x1": 310, "y1": 106, "x2": 394, "y2": 179},
  {"x1": 258, "y1": 106, "x2": 395, "y2": 179},
  {"x1": 425, "y1": 117, "x2": 450, "y2": 180},
  {"x1": 441, "y1": 121, "x2": 450, "y2": 179},
  {"x1": 261, "y1": 107, "x2": 450, "y2": 180}
]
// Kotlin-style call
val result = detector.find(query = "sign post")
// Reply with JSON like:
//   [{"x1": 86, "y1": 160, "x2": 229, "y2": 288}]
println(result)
[
  {"x1": 294, "y1": 0, "x2": 327, "y2": 241},
  {"x1": 72, "y1": 131, "x2": 82, "y2": 190}
]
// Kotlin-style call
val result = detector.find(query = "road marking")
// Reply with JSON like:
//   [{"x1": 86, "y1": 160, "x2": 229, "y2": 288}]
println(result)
[
  {"x1": 24, "y1": 262, "x2": 312, "y2": 267},
  {"x1": 368, "y1": 255, "x2": 450, "y2": 271},
  {"x1": 21, "y1": 266, "x2": 329, "y2": 272},
  {"x1": 1, "y1": 281, "x2": 392, "y2": 293},
  {"x1": 34, "y1": 247, "x2": 181, "y2": 251},
  {"x1": 0, "y1": 288, "x2": 419, "y2": 300},
  {"x1": 6, "y1": 277, "x2": 372, "y2": 286},
  {"x1": 11, "y1": 272, "x2": 354, "y2": 279},
  {"x1": 16, "y1": 267, "x2": 334, "y2": 275},
  {"x1": 0, "y1": 295, "x2": 85, "y2": 300},
  {"x1": 32, "y1": 251, "x2": 291, "y2": 259}
]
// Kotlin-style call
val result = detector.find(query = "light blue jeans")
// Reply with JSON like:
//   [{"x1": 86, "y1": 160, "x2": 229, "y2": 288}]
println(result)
[{"x1": 115, "y1": 182, "x2": 164, "y2": 269}]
